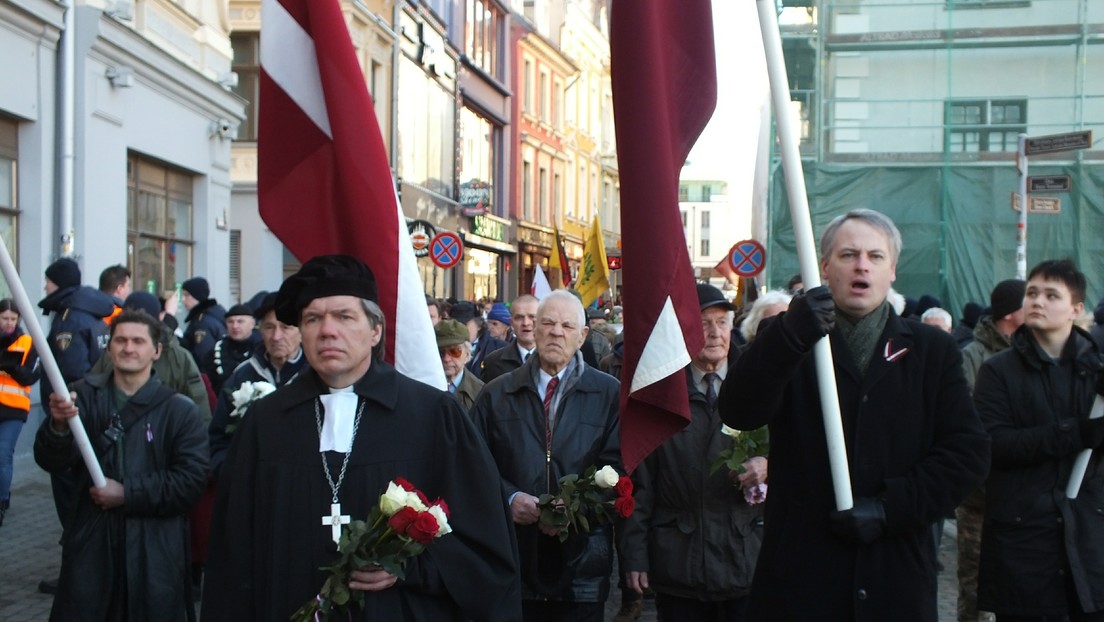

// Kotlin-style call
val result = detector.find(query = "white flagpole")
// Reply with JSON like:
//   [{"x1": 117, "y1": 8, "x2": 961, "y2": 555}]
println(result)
[
  {"x1": 0, "y1": 242, "x2": 106, "y2": 488},
  {"x1": 1066, "y1": 395, "x2": 1103, "y2": 499},
  {"x1": 756, "y1": 0, "x2": 853, "y2": 511}
]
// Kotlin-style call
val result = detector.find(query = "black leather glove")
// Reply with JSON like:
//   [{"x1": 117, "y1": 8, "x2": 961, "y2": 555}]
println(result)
[
  {"x1": 1078, "y1": 417, "x2": 1104, "y2": 450},
  {"x1": 829, "y1": 497, "x2": 886, "y2": 545},
  {"x1": 781, "y1": 285, "x2": 835, "y2": 351}
]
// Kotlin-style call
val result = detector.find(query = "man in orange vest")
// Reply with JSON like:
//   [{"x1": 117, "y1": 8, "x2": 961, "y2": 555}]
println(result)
[{"x1": 98, "y1": 265, "x2": 131, "y2": 325}]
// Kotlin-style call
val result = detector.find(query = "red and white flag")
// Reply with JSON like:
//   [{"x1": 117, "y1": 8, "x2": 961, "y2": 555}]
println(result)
[
  {"x1": 611, "y1": 0, "x2": 716, "y2": 471},
  {"x1": 258, "y1": 0, "x2": 445, "y2": 389},
  {"x1": 530, "y1": 265, "x2": 552, "y2": 301}
]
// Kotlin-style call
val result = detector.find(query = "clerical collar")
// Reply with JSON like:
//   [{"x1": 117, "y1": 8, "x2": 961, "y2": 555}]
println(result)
[{"x1": 319, "y1": 388, "x2": 358, "y2": 452}]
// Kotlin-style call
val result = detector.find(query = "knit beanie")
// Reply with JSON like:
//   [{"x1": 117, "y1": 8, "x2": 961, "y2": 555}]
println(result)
[
  {"x1": 182, "y1": 277, "x2": 210, "y2": 302},
  {"x1": 45, "y1": 258, "x2": 81, "y2": 290},
  {"x1": 990, "y1": 279, "x2": 1026, "y2": 320}
]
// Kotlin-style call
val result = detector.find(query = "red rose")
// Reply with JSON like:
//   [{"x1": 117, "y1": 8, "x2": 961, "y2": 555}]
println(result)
[
  {"x1": 394, "y1": 477, "x2": 415, "y2": 492},
  {"x1": 433, "y1": 498, "x2": 451, "y2": 518},
  {"x1": 615, "y1": 476, "x2": 633, "y2": 497},
  {"x1": 408, "y1": 511, "x2": 440, "y2": 544},
  {"x1": 388, "y1": 506, "x2": 419, "y2": 535},
  {"x1": 614, "y1": 494, "x2": 635, "y2": 518}
]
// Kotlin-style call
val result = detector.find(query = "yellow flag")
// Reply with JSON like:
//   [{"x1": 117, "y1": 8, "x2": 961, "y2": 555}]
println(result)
[{"x1": 576, "y1": 215, "x2": 610, "y2": 307}]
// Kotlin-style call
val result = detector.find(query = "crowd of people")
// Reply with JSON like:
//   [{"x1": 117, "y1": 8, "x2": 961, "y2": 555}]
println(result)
[{"x1": 5, "y1": 207, "x2": 1104, "y2": 622}]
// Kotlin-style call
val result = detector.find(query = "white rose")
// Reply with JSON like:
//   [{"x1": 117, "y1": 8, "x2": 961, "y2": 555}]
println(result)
[
  {"x1": 379, "y1": 481, "x2": 409, "y2": 516},
  {"x1": 720, "y1": 424, "x2": 742, "y2": 439},
  {"x1": 251, "y1": 381, "x2": 276, "y2": 400},
  {"x1": 230, "y1": 382, "x2": 255, "y2": 409},
  {"x1": 405, "y1": 491, "x2": 428, "y2": 512},
  {"x1": 428, "y1": 505, "x2": 452, "y2": 537},
  {"x1": 594, "y1": 465, "x2": 619, "y2": 489}
]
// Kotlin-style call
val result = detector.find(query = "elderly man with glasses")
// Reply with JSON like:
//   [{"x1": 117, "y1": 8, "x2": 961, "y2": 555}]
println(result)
[{"x1": 435, "y1": 319, "x2": 483, "y2": 411}]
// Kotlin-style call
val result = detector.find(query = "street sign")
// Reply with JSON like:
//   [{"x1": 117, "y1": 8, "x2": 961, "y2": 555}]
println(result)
[
  {"x1": 1010, "y1": 193, "x2": 1062, "y2": 214},
  {"x1": 1024, "y1": 131, "x2": 1093, "y2": 156},
  {"x1": 728, "y1": 239, "x2": 766, "y2": 278},
  {"x1": 408, "y1": 220, "x2": 437, "y2": 258},
  {"x1": 1028, "y1": 175, "x2": 1071, "y2": 192},
  {"x1": 429, "y1": 231, "x2": 464, "y2": 269}
]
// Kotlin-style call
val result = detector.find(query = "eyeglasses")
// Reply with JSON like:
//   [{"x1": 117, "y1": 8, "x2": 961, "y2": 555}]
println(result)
[{"x1": 439, "y1": 345, "x2": 464, "y2": 359}]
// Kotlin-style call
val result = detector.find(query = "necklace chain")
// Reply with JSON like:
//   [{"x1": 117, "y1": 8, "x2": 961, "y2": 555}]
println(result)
[{"x1": 314, "y1": 397, "x2": 366, "y2": 504}]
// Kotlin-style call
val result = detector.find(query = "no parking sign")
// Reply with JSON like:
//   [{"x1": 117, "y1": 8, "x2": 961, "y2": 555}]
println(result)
[
  {"x1": 728, "y1": 239, "x2": 766, "y2": 278},
  {"x1": 429, "y1": 231, "x2": 464, "y2": 269}
]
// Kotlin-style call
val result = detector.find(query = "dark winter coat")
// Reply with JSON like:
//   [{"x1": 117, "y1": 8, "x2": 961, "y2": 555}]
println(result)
[
  {"x1": 452, "y1": 369, "x2": 484, "y2": 412},
  {"x1": 203, "y1": 331, "x2": 262, "y2": 393},
  {"x1": 481, "y1": 343, "x2": 526, "y2": 384},
  {"x1": 621, "y1": 365, "x2": 764, "y2": 601},
  {"x1": 974, "y1": 326, "x2": 1104, "y2": 616},
  {"x1": 0, "y1": 328, "x2": 41, "y2": 422},
  {"x1": 718, "y1": 311, "x2": 990, "y2": 622},
  {"x1": 467, "y1": 333, "x2": 507, "y2": 379},
  {"x1": 208, "y1": 344, "x2": 308, "y2": 476},
  {"x1": 962, "y1": 315, "x2": 1013, "y2": 391},
  {"x1": 37, "y1": 285, "x2": 114, "y2": 401},
  {"x1": 471, "y1": 352, "x2": 621, "y2": 603},
  {"x1": 182, "y1": 299, "x2": 226, "y2": 367},
  {"x1": 33, "y1": 373, "x2": 208, "y2": 622}
]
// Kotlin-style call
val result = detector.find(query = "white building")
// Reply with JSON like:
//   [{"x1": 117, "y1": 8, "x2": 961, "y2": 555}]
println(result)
[{"x1": 679, "y1": 175, "x2": 752, "y2": 290}]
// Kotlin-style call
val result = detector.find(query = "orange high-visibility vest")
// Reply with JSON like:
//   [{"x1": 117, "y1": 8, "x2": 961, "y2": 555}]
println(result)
[
  {"x1": 0, "y1": 334, "x2": 32, "y2": 412},
  {"x1": 104, "y1": 305, "x2": 123, "y2": 325}
]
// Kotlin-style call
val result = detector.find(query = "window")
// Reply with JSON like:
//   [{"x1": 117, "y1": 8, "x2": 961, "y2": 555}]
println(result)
[
  {"x1": 553, "y1": 172, "x2": 562, "y2": 218},
  {"x1": 678, "y1": 184, "x2": 689, "y2": 202},
  {"x1": 538, "y1": 167, "x2": 548, "y2": 223},
  {"x1": 231, "y1": 32, "x2": 260, "y2": 141},
  {"x1": 680, "y1": 210, "x2": 687, "y2": 228},
  {"x1": 700, "y1": 210, "x2": 711, "y2": 255},
  {"x1": 127, "y1": 153, "x2": 194, "y2": 295},
  {"x1": 465, "y1": 0, "x2": 500, "y2": 78},
  {"x1": 539, "y1": 71, "x2": 549, "y2": 122},
  {"x1": 522, "y1": 160, "x2": 532, "y2": 221},
  {"x1": 229, "y1": 230, "x2": 241, "y2": 304},
  {"x1": 553, "y1": 79, "x2": 563, "y2": 130},
  {"x1": 947, "y1": 99, "x2": 1026, "y2": 153},
  {"x1": 523, "y1": 60, "x2": 533, "y2": 112},
  {"x1": 700, "y1": 239, "x2": 710, "y2": 256},
  {"x1": 459, "y1": 107, "x2": 497, "y2": 213},
  {"x1": 397, "y1": 57, "x2": 456, "y2": 198},
  {"x1": 0, "y1": 117, "x2": 18, "y2": 293},
  {"x1": 701, "y1": 184, "x2": 712, "y2": 202}
]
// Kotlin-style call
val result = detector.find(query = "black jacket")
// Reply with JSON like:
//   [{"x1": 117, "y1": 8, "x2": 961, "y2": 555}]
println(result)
[
  {"x1": 203, "y1": 331, "x2": 262, "y2": 393},
  {"x1": 719, "y1": 311, "x2": 990, "y2": 621},
  {"x1": 481, "y1": 342, "x2": 525, "y2": 384},
  {"x1": 621, "y1": 365, "x2": 763, "y2": 600},
  {"x1": 38, "y1": 285, "x2": 114, "y2": 401},
  {"x1": 182, "y1": 299, "x2": 226, "y2": 367},
  {"x1": 467, "y1": 333, "x2": 507, "y2": 380},
  {"x1": 471, "y1": 352, "x2": 621, "y2": 603},
  {"x1": 974, "y1": 326, "x2": 1104, "y2": 615},
  {"x1": 34, "y1": 373, "x2": 208, "y2": 621}
]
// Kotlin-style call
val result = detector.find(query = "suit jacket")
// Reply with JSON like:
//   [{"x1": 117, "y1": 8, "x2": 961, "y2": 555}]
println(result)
[{"x1": 718, "y1": 311, "x2": 990, "y2": 622}]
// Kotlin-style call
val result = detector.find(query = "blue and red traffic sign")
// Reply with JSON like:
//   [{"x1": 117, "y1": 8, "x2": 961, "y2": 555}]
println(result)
[
  {"x1": 728, "y1": 239, "x2": 766, "y2": 278},
  {"x1": 429, "y1": 231, "x2": 464, "y2": 269}
]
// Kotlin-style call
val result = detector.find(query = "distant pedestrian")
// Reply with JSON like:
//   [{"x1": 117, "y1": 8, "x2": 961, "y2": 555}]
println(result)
[
  {"x1": 203, "y1": 303, "x2": 261, "y2": 393},
  {"x1": 436, "y1": 319, "x2": 483, "y2": 411},
  {"x1": 180, "y1": 277, "x2": 226, "y2": 367},
  {"x1": 0, "y1": 299, "x2": 41, "y2": 526},
  {"x1": 481, "y1": 295, "x2": 539, "y2": 383}
]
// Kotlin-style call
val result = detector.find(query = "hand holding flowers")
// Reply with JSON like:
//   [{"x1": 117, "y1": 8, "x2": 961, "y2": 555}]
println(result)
[
  {"x1": 291, "y1": 477, "x2": 451, "y2": 622},
  {"x1": 537, "y1": 465, "x2": 634, "y2": 542},
  {"x1": 710, "y1": 424, "x2": 770, "y2": 505}
]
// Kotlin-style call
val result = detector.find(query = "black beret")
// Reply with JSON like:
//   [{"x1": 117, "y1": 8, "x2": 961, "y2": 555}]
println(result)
[
  {"x1": 226, "y1": 304, "x2": 254, "y2": 318},
  {"x1": 275, "y1": 255, "x2": 378, "y2": 326}
]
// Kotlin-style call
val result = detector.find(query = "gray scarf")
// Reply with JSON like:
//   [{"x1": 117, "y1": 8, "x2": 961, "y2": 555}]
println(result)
[{"x1": 835, "y1": 301, "x2": 891, "y2": 376}]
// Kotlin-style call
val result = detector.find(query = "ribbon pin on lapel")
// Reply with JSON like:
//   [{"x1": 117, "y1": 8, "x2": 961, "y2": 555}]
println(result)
[{"x1": 884, "y1": 339, "x2": 909, "y2": 363}]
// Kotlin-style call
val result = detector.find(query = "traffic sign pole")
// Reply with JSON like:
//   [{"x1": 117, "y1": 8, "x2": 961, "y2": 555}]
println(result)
[{"x1": 1017, "y1": 133, "x2": 1028, "y2": 280}]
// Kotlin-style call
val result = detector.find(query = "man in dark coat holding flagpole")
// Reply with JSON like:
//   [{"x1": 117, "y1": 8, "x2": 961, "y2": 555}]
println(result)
[
  {"x1": 719, "y1": 209, "x2": 990, "y2": 621},
  {"x1": 202, "y1": 255, "x2": 521, "y2": 621}
]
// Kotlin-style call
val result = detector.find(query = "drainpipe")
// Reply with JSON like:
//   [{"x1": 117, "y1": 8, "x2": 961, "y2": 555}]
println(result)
[
  {"x1": 390, "y1": 0, "x2": 402, "y2": 173},
  {"x1": 58, "y1": 0, "x2": 76, "y2": 258}
]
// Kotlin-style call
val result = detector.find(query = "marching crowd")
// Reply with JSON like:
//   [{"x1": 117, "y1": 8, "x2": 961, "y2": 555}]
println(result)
[{"x1": 2, "y1": 208, "x2": 1103, "y2": 621}]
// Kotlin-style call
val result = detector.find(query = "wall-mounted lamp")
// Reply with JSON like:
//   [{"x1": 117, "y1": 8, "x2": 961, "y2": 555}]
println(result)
[
  {"x1": 105, "y1": 66, "x2": 134, "y2": 88},
  {"x1": 209, "y1": 118, "x2": 237, "y2": 141},
  {"x1": 215, "y1": 209, "x2": 229, "y2": 231}
]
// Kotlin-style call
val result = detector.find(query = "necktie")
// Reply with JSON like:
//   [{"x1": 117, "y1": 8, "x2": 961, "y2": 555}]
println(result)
[
  {"x1": 448, "y1": 381, "x2": 456, "y2": 394},
  {"x1": 704, "y1": 372, "x2": 719, "y2": 409},
  {"x1": 523, "y1": 350, "x2": 530, "y2": 363},
  {"x1": 544, "y1": 376, "x2": 560, "y2": 446}
]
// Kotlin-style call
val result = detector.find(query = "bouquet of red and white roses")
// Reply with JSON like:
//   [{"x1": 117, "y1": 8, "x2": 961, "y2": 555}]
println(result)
[
  {"x1": 537, "y1": 464, "x2": 634, "y2": 543},
  {"x1": 290, "y1": 477, "x2": 451, "y2": 622}
]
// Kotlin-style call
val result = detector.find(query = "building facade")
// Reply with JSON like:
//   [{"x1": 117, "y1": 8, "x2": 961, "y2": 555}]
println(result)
[{"x1": 767, "y1": 0, "x2": 1104, "y2": 312}]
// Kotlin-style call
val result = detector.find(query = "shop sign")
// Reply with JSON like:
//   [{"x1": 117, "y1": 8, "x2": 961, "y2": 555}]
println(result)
[
  {"x1": 460, "y1": 179, "x2": 492, "y2": 217},
  {"x1": 408, "y1": 219, "x2": 437, "y2": 257},
  {"x1": 471, "y1": 215, "x2": 505, "y2": 242}
]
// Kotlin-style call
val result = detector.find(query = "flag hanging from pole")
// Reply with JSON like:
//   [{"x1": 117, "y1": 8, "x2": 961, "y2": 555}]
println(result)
[
  {"x1": 611, "y1": 0, "x2": 716, "y2": 471},
  {"x1": 714, "y1": 253, "x2": 739, "y2": 287},
  {"x1": 257, "y1": 0, "x2": 445, "y2": 389},
  {"x1": 530, "y1": 265, "x2": 552, "y2": 301},
  {"x1": 548, "y1": 227, "x2": 572, "y2": 287},
  {"x1": 575, "y1": 215, "x2": 610, "y2": 307}
]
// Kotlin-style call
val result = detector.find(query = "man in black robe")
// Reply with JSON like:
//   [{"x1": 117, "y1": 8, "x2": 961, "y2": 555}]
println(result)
[{"x1": 202, "y1": 255, "x2": 521, "y2": 621}]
